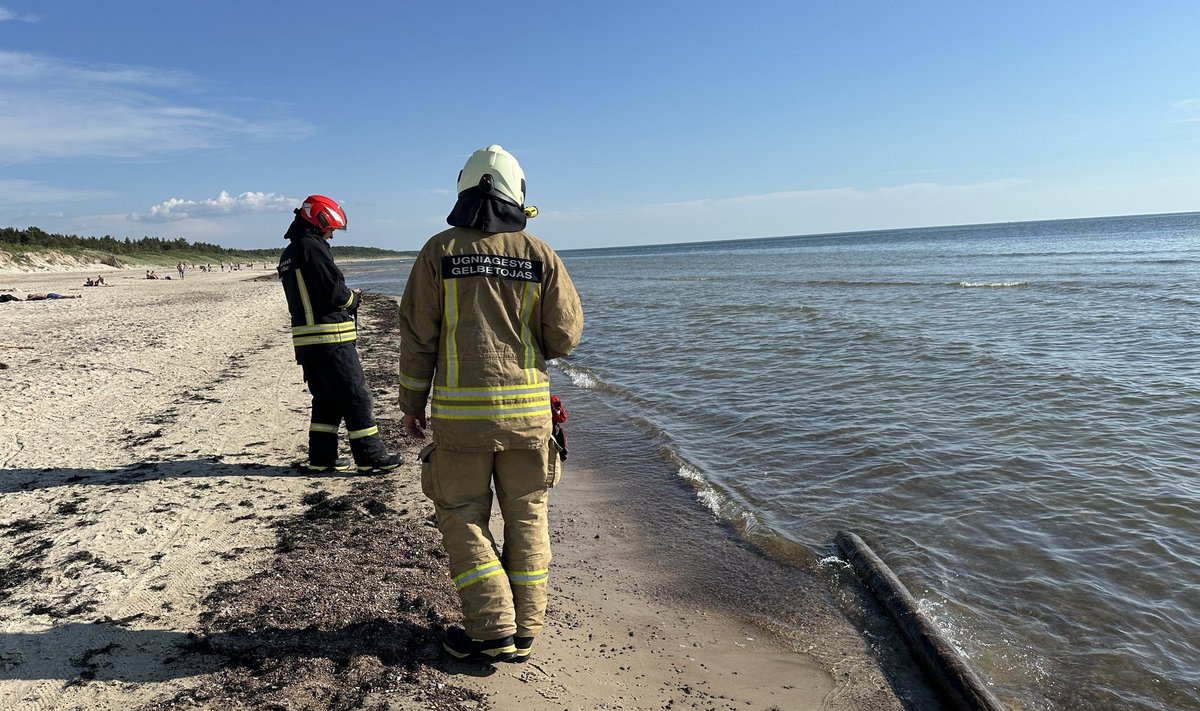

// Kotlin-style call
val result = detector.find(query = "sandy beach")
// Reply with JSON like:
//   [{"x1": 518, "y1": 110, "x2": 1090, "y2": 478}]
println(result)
[{"x1": 0, "y1": 267, "x2": 911, "y2": 710}]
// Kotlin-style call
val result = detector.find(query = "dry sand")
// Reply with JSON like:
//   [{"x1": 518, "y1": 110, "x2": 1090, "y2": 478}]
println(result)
[{"x1": 0, "y1": 267, "x2": 913, "y2": 710}]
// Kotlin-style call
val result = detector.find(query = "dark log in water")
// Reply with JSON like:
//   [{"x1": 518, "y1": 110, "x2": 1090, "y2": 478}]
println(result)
[{"x1": 835, "y1": 530, "x2": 1008, "y2": 711}]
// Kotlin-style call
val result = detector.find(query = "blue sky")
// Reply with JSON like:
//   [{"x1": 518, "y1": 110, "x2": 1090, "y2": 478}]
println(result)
[{"x1": 1, "y1": 1, "x2": 1197, "y2": 250}]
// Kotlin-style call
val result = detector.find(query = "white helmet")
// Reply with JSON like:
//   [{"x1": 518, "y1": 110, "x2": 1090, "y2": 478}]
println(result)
[{"x1": 457, "y1": 144, "x2": 525, "y2": 206}]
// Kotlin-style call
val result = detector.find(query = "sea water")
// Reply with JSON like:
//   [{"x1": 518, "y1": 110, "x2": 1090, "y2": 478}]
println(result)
[{"x1": 344, "y1": 212, "x2": 1200, "y2": 711}]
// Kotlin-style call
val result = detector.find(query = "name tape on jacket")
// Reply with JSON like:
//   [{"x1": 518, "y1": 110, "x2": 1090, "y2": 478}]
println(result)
[{"x1": 442, "y1": 254, "x2": 544, "y2": 283}]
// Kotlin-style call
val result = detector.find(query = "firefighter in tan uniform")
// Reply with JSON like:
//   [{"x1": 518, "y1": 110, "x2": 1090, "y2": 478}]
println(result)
[{"x1": 398, "y1": 145, "x2": 583, "y2": 663}]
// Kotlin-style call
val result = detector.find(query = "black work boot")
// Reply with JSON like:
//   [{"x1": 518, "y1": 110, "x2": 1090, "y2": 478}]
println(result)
[
  {"x1": 510, "y1": 636, "x2": 534, "y2": 663},
  {"x1": 442, "y1": 627, "x2": 516, "y2": 664},
  {"x1": 300, "y1": 458, "x2": 351, "y2": 473},
  {"x1": 308, "y1": 428, "x2": 340, "y2": 469},
  {"x1": 355, "y1": 452, "x2": 403, "y2": 474},
  {"x1": 350, "y1": 436, "x2": 403, "y2": 474}
]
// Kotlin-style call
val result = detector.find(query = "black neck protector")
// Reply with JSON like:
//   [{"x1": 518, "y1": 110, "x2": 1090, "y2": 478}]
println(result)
[
  {"x1": 446, "y1": 186, "x2": 527, "y2": 233},
  {"x1": 283, "y1": 213, "x2": 325, "y2": 241}
]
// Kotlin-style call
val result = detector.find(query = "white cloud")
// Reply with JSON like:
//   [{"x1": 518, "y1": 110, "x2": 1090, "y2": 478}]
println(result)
[
  {"x1": 0, "y1": 51, "x2": 312, "y2": 162},
  {"x1": 132, "y1": 190, "x2": 299, "y2": 222},
  {"x1": 0, "y1": 6, "x2": 38, "y2": 22},
  {"x1": 1165, "y1": 98, "x2": 1200, "y2": 124}
]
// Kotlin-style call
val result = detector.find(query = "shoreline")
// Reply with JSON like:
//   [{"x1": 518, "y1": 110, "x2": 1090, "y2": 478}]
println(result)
[
  {"x1": 0, "y1": 251, "x2": 407, "y2": 275},
  {"x1": 0, "y1": 270, "x2": 911, "y2": 709}
]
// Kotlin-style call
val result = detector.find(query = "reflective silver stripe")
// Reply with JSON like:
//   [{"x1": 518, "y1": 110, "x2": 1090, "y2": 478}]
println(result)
[
  {"x1": 431, "y1": 401, "x2": 551, "y2": 420},
  {"x1": 347, "y1": 425, "x2": 378, "y2": 440},
  {"x1": 296, "y1": 269, "x2": 314, "y2": 325},
  {"x1": 309, "y1": 423, "x2": 339, "y2": 434},
  {"x1": 292, "y1": 332, "x2": 358, "y2": 347},
  {"x1": 399, "y1": 371, "x2": 432, "y2": 392},
  {"x1": 507, "y1": 568, "x2": 549, "y2": 586},
  {"x1": 292, "y1": 321, "x2": 356, "y2": 336},
  {"x1": 431, "y1": 382, "x2": 550, "y2": 400},
  {"x1": 453, "y1": 560, "x2": 505, "y2": 590}
]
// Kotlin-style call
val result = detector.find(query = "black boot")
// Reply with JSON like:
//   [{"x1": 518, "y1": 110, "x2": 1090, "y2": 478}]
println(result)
[
  {"x1": 308, "y1": 425, "x2": 341, "y2": 470},
  {"x1": 356, "y1": 452, "x2": 403, "y2": 474},
  {"x1": 442, "y1": 627, "x2": 516, "y2": 664},
  {"x1": 300, "y1": 458, "x2": 351, "y2": 473},
  {"x1": 350, "y1": 436, "x2": 402, "y2": 474},
  {"x1": 510, "y1": 636, "x2": 534, "y2": 663}
]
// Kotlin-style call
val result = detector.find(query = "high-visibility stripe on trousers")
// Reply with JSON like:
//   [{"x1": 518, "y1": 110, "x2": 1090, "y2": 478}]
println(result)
[
  {"x1": 301, "y1": 343, "x2": 388, "y2": 465},
  {"x1": 419, "y1": 443, "x2": 559, "y2": 640}
]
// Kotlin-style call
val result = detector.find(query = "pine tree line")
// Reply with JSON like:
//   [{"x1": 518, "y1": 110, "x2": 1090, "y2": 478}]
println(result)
[{"x1": 0, "y1": 226, "x2": 411, "y2": 260}]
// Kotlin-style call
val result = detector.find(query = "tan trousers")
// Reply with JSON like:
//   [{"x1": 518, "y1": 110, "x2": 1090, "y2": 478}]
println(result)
[{"x1": 420, "y1": 441, "x2": 560, "y2": 640}]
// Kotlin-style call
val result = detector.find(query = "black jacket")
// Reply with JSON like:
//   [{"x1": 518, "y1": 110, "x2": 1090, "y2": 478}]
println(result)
[{"x1": 277, "y1": 219, "x2": 360, "y2": 362}]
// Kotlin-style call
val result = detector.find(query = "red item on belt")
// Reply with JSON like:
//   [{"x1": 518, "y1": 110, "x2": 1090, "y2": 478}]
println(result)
[{"x1": 550, "y1": 395, "x2": 568, "y2": 423}]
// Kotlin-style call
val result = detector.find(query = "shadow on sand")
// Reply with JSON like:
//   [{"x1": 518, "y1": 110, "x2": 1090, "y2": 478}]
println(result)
[
  {"x1": 0, "y1": 460, "x2": 378, "y2": 494},
  {"x1": 0, "y1": 618, "x2": 497, "y2": 685}
]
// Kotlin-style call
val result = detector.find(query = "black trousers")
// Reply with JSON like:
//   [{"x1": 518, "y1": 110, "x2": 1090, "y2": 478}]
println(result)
[{"x1": 300, "y1": 344, "x2": 388, "y2": 465}]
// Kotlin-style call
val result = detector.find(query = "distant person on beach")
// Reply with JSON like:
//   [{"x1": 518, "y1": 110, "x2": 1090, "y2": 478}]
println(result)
[
  {"x1": 176, "y1": 262, "x2": 185, "y2": 280},
  {"x1": 277, "y1": 195, "x2": 402, "y2": 475},
  {"x1": 398, "y1": 145, "x2": 583, "y2": 664},
  {"x1": 26, "y1": 292, "x2": 81, "y2": 300}
]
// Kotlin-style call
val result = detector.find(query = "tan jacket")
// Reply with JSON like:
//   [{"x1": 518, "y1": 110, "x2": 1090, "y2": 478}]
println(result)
[{"x1": 397, "y1": 227, "x2": 583, "y2": 451}]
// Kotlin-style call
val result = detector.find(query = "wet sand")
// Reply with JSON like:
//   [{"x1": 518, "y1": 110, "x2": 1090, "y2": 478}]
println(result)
[{"x1": 0, "y1": 267, "x2": 909, "y2": 710}]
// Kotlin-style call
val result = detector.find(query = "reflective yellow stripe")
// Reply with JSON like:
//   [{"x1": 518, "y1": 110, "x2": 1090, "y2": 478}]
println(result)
[
  {"x1": 507, "y1": 568, "x2": 549, "y2": 586},
  {"x1": 347, "y1": 425, "x2": 378, "y2": 440},
  {"x1": 519, "y1": 282, "x2": 540, "y2": 384},
  {"x1": 431, "y1": 381, "x2": 550, "y2": 420},
  {"x1": 432, "y1": 382, "x2": 550, "y2": 400},
  {"x1": 433, "y1": 402, "x2": 551, "y2": 414},
  {"x1": 292, "y1": 332, "x2": 358, "y2": 347},
  {"x1": 292, "y1": 321, "x2": 356, "y2": 336},
  {"x1": 432, "y1": 403, "x2": 552, "y2": 420},
  {"x1": 340, "y1": 292, "x2": 355, "y2": 309},
  {"x1": 444, "y1": 279, "x2": 460, "y2": 387},
  {"x1": 296, "y1": 269, "x2": 314, "y2": 325},
  {"x1": 453, "y1": 560, "x2": 505, "y2": 590},
  {"x1": 309, "y1": 423, "x2": 339, "y2": 434},
  {"x1": 399, "y1": 371, "x2": 432, "y2": 392}
]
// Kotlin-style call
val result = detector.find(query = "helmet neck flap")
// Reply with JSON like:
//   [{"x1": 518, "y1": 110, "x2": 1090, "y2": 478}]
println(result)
[
  {"x1": 283, "y1": 213, "x2": 328, "y2": 241},
  {"x1": 446, "y1": 186, "x2": 528, "y2": 233}
]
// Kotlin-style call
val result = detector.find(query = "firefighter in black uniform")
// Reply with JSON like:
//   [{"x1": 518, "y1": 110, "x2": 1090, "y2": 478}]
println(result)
[{"x1": 277, "y1": 194, "x2": 402, "y2": 474}]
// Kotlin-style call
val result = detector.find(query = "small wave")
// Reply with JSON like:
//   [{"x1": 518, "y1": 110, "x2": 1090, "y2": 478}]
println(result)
[
  {"x1": 956, "y1": 281, "x2": 1029, "y2": 288},
  {"x1": 819, "y1": 555, "x2": 852, "y2": 570},
  {"x1": 1160, "y1": 296, "x2": 1200, "y2": 307},
  {"x1": 805, "y1": 279, "x2": 928, "y2": 288},
  {"x1": 696, "y1": 488, "x2": 725, "y2": 517},
  {"x1": 916, "y1": 597, "x2": 973, "y2": 658},
  {"x1": 678, "y1": 461, "x2": 705, "y2": 484},
  {"x1": 672, "y1": 457, "x2": 763, "y2": 534},
  {"x1": 554, "y1": 361, "x2": 601, "y2": 390}
]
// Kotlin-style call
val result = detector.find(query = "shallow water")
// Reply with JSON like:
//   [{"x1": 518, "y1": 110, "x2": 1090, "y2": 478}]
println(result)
[{"x1": 346, "y1": 212, "x2": 1200, "y2": 711}]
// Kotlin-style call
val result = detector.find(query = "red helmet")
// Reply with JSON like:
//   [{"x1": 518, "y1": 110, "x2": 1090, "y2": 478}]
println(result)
[{"x1": 298, "y1": 195, "x2": 347, "y2": 232}]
